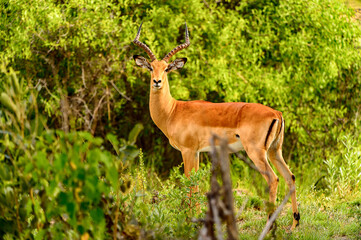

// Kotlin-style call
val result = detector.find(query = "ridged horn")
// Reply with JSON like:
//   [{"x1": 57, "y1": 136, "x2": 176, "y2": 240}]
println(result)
[
  {"x1": 162, "y1": 22, "x2": 190, "y2": 63},
  {"x1": 133, "y1": 22, "x2": 156, "y2": 62}
]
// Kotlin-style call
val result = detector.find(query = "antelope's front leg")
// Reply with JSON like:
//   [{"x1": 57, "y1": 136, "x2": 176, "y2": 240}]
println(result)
[{"x1": 181, "y1": 149, "x2": 200, "y2": 208}]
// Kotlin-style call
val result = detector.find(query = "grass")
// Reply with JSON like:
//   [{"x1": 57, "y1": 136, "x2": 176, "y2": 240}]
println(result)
[
  {"x1": 231, "y1": 184, "x2": 361, "y2": 239},
  {"x1": 126, "y1": 161, "x2": 361, "y2": 239},
  {"x1": 234, "y1": 194, "x2": 361, "y2": 239}
]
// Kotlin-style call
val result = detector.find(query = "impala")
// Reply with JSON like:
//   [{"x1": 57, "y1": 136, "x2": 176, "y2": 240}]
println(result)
[{"x1": 132, "y1": 22, "x2": 300, "y2": 230}]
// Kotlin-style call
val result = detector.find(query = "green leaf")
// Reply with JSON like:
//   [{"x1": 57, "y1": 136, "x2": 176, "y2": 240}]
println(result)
[
  {"x1": 106, "y1": 133, "x2": 119, "y2": 155},
  {"x1": 54, "y1": 153, "x2": 67, "y2": 171},
  {"x1": 35, "y1": 151, "x2": 49, "y2": 170},
  {"x1": 0, "y1": 92, "x2": 17, "y2": 114},
  {"x1": 90, "y1": 207, "x2": 104, "y2": 224},
  {"x1": 106, "y1": 167, "x2": 118, "y2": 189},
  {"x1": 34, "y1": 229, "x2": 46, "y2": 240},
  {"x1": 128, "y1": 123, "x2": 144, "y2": 145},
  {"x1": 47, "y1": 180, "x2": 59, "y2": 198}
]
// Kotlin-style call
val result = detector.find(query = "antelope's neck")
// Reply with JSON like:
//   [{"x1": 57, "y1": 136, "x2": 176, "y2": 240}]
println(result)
[{"x1": 149, "y1": 78, "x2": 176, "y2": 137}]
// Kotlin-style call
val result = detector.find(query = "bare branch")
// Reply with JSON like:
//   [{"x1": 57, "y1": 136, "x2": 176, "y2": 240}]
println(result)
[
  {"x1": 81, "y1": 64, "x2": 87, "y2": 88},
  {"x1": 89, "y1": 93, "x2": 107, "y2": 134},
  {"x1": 200, "y1": 134, "x2": 238, "y2": 240},
  {"x1": 258, "y1": 186, "x2": 295, "y2": 240},
  {"x1": 110, "y1": 81, "x2": 132, "y2": 102},
  {"x1": 235, "y1": 197, "x2": 248, "y2": 220},
  {"x1": 211, "y1": 198, "x2": 223, "y2": 240},
  {"x1": 203, "y1": 0, "x2": 210, "y2": 9}
]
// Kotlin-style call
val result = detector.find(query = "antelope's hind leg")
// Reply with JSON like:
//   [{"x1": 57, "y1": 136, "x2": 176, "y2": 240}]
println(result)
[
  {"x1": 268, "y1": 148, "x2": 300, "y2": 230},
  {"x1": 245, "y1": 148, "x2": 279, "y2": 222}
]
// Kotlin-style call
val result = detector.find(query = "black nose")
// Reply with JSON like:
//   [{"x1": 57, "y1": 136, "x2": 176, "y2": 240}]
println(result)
[{"x1": 153, "y1": 79, "x2": 161, "y2": 84}]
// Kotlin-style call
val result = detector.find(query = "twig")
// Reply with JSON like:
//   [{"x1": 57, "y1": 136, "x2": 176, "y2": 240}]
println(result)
[
  {"x1": 110, "y1": 81, "x2": 132, "y2": 101},
  {"x1": 203, "y1": 0, "x2": 210, "y2": 9},
  {"x1": 218, "y1": 136, "x2": 238, "y2": 240},
  {"x1": 15, "y1": 189, "x2": 22, "y2": 233},
  {"x1": 60, "y1": 94, "x2": 70, "y2": 133},
  {"x1": 206, "y1": 134, "x2": 238, "y2": 240},
  {"x1": 235, "y1": 197, "x2": 248, "y2": 220},
  {"x1": 38, "y1": 79, "x2": 60, "y2": 100},
  {"x1": 106, "y1": 85, "x2": 111, "y2": 121},
  {"x1": 90, "y1": 93, "x2": 107, "y2": 134},
  {"x1": 28, "y1": 79, "x2": 42, "y2": 90},
  {"x1": 210, "y1": 198, "x2": 223, "y2": 240},
  {"x1": 113, "y1": 188, "x2": 121, "y2": 240},
  {"x1": 81, "y1": 64, "x2": 87, "y2": 88},
  {"x1": 258, "y1": 186, "x2": 295, "y2": 240}
]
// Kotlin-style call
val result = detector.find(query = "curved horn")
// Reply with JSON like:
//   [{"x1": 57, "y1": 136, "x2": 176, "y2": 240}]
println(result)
[
  {"x1": 133, "y1": 22, "x2": 156, "y2": 62},
  {"x1": 162, "y1": 22, "x2": 190, "y2": 63}
]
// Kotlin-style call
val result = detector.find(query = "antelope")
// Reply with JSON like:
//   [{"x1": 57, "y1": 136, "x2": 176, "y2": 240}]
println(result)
[{"x1": 132, "y1": 22, "x2": 300, "y2": 230}]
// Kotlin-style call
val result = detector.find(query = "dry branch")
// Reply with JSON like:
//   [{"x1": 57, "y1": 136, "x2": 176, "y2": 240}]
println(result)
[
  {"x1": 199, "y1": 134, "x2": 238, "y2": 240},
  {"x1": 199, "y1": 134, "x2": 297, "y2": 240},
  {"x1": 258, "y1": 186, "x2": 295, "y2": 240}
]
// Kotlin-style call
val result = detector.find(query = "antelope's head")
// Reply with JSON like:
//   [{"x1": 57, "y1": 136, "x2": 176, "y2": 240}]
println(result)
[{"x1": 133, "y1": 22, "x2": 190, "y2": 91}]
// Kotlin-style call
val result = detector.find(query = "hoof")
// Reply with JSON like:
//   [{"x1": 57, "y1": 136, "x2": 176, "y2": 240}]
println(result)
[{"x1": 290, "y1": 212, "x2": 300, "y2": 230}]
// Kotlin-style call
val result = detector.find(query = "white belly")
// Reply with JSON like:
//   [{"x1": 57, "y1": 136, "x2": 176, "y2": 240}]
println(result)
[{"x1": 198, "y1": 140, "x2": 244, "y2": 153}]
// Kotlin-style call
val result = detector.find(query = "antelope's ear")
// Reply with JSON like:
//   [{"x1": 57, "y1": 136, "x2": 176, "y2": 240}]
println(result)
[
  {"x1": 165, "y1": 58, "x2": 187, "y2": 72},
  {"x1": 133, "y1": 55, "x2": 153, "y2": 71}
]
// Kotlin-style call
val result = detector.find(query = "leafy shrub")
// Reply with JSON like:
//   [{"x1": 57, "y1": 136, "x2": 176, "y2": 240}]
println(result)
[
  {"x1": 324, "y1": 135, "x2": 361, "y2": 197},
  {"x1": 130, "y1": 163, "x2": 211, "y2": 239},
  {"x1": 0, "y1": 67, "x2": 140, "y2": 239},
  {"x1": 1, "y1": 0, "x2": 361, "y2": 180},
  {"x1": 0, "y1": 129, "x2": 142, "y2": 239},
  {"x1": 1, "y1": 0, "x2": 361, "y2": 238}
]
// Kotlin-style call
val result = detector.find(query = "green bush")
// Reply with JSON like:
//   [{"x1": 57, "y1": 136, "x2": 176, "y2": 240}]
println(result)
[
  {"x1": 324, "y1": 135, "x2": 361, "y2": 196},
  {"x1": 0, "y1": 68, "x2": 140, "y2": 239},
  {"x1": 1, "y1": 0, "x2": 361, "y2": 238},
  {"x1": 131, "y1": 163, "x2": 210, "y2": 239},
  {"x1": 1, "y1": 0, "x2": 361, "y2": 178},
  {"x1": 0, "y1": 129, "x2": 132, "y2": 239},
  {"x1": 0, "y1": 129, "x2": 142, "y2": 240}
]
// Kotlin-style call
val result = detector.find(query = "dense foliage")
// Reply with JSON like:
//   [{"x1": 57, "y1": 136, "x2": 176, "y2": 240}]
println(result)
[{"x1": 1, "y1": 0, "x2": 361, "y2": 239}]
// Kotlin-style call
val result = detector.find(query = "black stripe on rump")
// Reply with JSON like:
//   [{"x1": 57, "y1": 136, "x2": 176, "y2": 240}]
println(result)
[
  {"x1": 278, "y1": 117, "x2": 284, "y2": 136},
  {"x1": 265, "y1": 119, "x2": 277, "y2": 147}
]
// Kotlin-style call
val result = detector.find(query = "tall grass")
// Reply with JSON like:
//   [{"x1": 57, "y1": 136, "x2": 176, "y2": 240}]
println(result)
[{"x1": 325, "y1": 135, "x2": 361, "y2": 197}]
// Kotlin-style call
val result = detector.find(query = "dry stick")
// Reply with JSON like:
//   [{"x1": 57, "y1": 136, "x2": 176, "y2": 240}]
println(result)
[
  {"x1": 210, "y1": 198, "x2": 223, "y2": 240},
  {"x1": 218, "y1": 136, "x2": 238, "y2": 240},
  {"x1": 198, "y1": 190, "x2": 216, "y2": 240},
  {"x1": 209, "y1": 136, "x2": 223, "y2": 240},
  {"x1": 197, "y1": 204, "x2": 215, "y2": 240},
  {"x1": 60, "y1": 94, "x2": 70, "y2": 133},
  {"x1": 81, "y1": 64, "x2": 87, "y2": 88},
  {"x1": 230, "y1": 145, "x2": 295, "y2": 239},
  {"x1": 113, "y1": 188, "x2": 121, "y2": 240},
  {"x1": 73, "y1": 97, "x2": 93, "y2": 131},
  {"x1": 208, "y1": 134, "x2": 293, "y2": 239},
  {"x1": 106, "y1": 85, "x2": 111, "y2": 121},
  {"x1": 203, "y1": 0, "x2": 210, "y2": 9},
  {"x1": 258, "y1": 186, "x2": 295, "y2": 240},
  {"x1": 208, "y1": 135, "x2": 238, "y2": 240},
  {"x1": 235, "y1": 197, "x2": 249, "y2": 221},
  {"x1": 110, "y1": 81, "x2": 132, "y2": 101},
  {"x1": 15, "y1": 189, "x2": 22, "y2": 233},
  {"x1": 90, "y1": 93, "x2": 107, "y2": 134}
]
